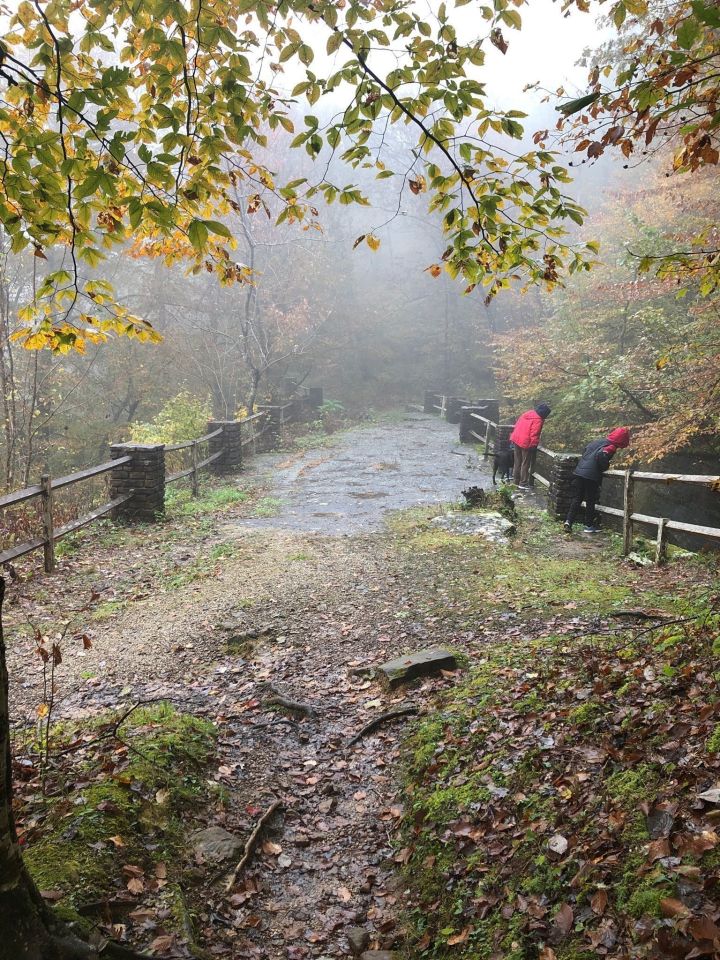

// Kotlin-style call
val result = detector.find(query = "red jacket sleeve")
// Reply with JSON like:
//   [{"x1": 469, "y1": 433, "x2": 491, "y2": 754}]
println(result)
[{"x1": 528, "y1": 413, "x2": 543, "y2": 448}]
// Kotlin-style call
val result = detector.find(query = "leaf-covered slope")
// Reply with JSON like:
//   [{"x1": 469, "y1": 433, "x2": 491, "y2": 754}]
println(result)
[{"x1": 401, "y1": 603, "x2": 720, "y2": 959}]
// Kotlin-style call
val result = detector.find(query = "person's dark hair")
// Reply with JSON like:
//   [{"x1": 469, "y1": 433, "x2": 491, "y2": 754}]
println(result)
[{"x1": 535, "y1": 403, "x2": 551, "y2": 419}]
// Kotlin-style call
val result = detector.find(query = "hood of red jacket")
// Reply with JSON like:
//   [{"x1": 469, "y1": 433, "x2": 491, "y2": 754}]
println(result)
[{"x1": 607, "y1": 427, "x2": 630, "y2": 449}]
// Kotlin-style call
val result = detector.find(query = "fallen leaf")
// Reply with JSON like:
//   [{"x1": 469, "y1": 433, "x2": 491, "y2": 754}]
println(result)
[
  {"x1": 697, "y1": 787, "x2": 720, "y2": 804},
  {"x1": 591, "y1": 890, "x2": 608, "y2": 915},
  {"x1": 660, "y1": 897, "x2": 691, "y2": 919},
  {"x1": 548, "y1": 834, "x2": 569, "y2": 856},
  {"x1": 447, "y1": 926, "x2": 471, "y2": 945},
  {"x1": 551, "y1": 903, "x2": 574, "y2": 941}
]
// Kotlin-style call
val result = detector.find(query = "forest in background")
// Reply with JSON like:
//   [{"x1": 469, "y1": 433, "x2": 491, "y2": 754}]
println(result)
[
  {"x1": 0, "y1": 0, "x2": 716, "y2": 489},
  {"x1": 3, "y1": 143, "x2": 717, "y2": 488}
]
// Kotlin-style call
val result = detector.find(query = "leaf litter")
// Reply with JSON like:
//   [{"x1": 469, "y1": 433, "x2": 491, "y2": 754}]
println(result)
[{"x1": 4, "y1": 418, "x2": 720, "y2": 958}]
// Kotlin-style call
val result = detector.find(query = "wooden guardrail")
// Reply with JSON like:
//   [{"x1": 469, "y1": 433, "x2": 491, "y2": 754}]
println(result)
[
  {"x1": 425, "y1": 392, "x2": 720, "y2": 563},
  {"x1": 0, "y1": 458, "x2": 133, "y2": 572},
  {"x1": 0, "y1": 386, "x2": 323, "y2": 575},
  {"x1": 165, "y1": 427, "x2": 225, "y2": 494}
]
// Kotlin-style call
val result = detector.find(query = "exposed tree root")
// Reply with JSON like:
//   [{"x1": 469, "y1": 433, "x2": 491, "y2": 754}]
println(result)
[
  {"x1": 347, "y1": 706, "x2": 419, "y2": 746},
  {"x1": 224, "y1": 797, "x2": 283, "y2": 892},
  {"x1": 258, "y1": 682, "x2": 316, "y2": 718}
]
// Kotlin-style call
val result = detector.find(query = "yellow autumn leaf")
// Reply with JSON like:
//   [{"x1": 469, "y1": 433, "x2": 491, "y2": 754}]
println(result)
[{"x1": 366, "y1": 234, "x2": 381, "y2": 251}]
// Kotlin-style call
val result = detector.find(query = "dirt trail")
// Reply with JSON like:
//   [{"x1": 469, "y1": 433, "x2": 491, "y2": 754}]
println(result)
[{"x1": 9, "y1": 413, "x2": 509, "y2": 959}]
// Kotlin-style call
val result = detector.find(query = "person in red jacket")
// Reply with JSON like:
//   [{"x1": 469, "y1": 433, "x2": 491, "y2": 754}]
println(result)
[{"x1": 510, "y1": 403, "x2": 551, "y2": 488}]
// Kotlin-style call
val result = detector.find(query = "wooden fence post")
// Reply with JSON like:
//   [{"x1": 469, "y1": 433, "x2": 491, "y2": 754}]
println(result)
[
  {"x1": 655, "y1": 518, "x2": 668, "y2": 565},
  {"x1": 40, "y1": 474, "x2": 55, "y2": 573},
  {"x1": 483, "y1": 422, "x2": 492, "y2": 460},
  {"x1": 191, "y1": 440, "x2": 199, "y2": 497},
  {"x1": 622, "y1": 469, "x2": 634, "y2": 556}
]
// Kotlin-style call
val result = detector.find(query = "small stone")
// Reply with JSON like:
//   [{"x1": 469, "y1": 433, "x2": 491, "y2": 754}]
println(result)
[
  {"x1": 378, "y1": 648, "x2": 458, "y2": 689},
  {"x1": 191, "y1": 826, "x2": 243, "y2": 863},
  {"x1": 348, "y1": 666, "x2": 376, "y2": 679},
  {"x1": 347, "y1": 928, "x2": 371, "y2": 955},
  {"x1": 360, "y1": 953, "x2": 398, "y2": 960}
]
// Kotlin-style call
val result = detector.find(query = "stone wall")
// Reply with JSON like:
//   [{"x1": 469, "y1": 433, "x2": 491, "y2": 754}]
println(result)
[{"x1": 548, "y1": 455, "x2": 580, "y2": 520}]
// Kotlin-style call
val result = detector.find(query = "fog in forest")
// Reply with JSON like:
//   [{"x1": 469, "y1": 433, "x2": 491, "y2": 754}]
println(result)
[{"x1": 0, "y1": 0, "x2": 715, "y2": 492}]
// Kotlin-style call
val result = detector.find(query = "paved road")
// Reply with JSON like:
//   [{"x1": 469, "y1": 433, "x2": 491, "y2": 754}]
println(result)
[{"x1": 239, "y1": 411, "x2": 497, "y2": 533}]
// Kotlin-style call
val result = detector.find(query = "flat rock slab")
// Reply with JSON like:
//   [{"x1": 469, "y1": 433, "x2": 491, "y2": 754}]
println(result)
[
  {"x1": 191, "y1": 826, "x2": 243, "y2": 863},
  {"x1": 378, "y1": 647, "x2": 458, "y2": 689},
  {"x1": 347, "y1": 928, "x2": 371, "y2": 955},
  {"x1": 360, "y1": 953, "x2": 398, "y2": 960},
  {"x1": 430, "y1": 510, "x2": 515, "y2": 542}
]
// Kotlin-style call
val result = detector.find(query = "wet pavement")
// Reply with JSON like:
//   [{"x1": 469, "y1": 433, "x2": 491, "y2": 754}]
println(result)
[{"x1": 235, "y1": 411, "x2": 497, "y2": 534}]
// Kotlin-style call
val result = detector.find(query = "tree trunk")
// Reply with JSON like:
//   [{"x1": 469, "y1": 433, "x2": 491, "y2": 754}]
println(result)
[{"x1": 0, "y1": 579, "x2": 142, "y2": 960}]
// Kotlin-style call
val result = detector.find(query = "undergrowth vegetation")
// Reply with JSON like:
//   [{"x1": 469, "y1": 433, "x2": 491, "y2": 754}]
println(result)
[
  {"x1": 400, "y1": 595, "x2": 720, "y2": 960},
  {"x1": 16, "y1": 703, "x2": 218, "y2": 948}
]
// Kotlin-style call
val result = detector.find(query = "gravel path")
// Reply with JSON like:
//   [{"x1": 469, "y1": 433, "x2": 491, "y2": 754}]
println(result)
[{"x1": 234, "y1": 410, "x2": 493, "y2": 533}]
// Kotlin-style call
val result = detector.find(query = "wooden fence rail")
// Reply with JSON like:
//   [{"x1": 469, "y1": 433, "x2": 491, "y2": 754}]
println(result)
[
  {"x1": 426, "y1": 392, "x2": 720, "y2": 564},
  {"x1": 0, "y1": 456, "x2": 132, "y2": 571},
  {"x1": 0, "y1": 385, "x2": 323, "y2": 575}
]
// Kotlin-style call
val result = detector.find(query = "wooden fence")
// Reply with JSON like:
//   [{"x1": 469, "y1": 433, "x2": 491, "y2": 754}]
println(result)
[
  {"x1": 426, "y1": 392, "x2": 720, "y2": 563},
  {"x1": 0, "y1": 390, "x2": 319, "y2": 574},
  {"x1": 0, "y1": 459, "x2": 134, "y2": 572}
]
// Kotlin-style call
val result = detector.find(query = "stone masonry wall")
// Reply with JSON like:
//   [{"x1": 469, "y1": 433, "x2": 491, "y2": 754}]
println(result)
[
  {"x1": 110, "y1": 444, "x2": 165, "y2": 522},
  {"x1": 208, "y1": 421, "x2": 243, "y2": 475}
]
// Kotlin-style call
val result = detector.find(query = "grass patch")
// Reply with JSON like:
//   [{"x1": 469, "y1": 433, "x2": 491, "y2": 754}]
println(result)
[
  {"x1": 252, "y1": 496, "x2": 284, "y2": 518},
  {"x1": 166, "y1": 484, "x2": 248, "y2": 518},
  {"x1": 388, "y1": 504, "x2": 638, "y2": 619},
  {"x1": 90, "y1": 599, "x2": 127, "y2": 621}
]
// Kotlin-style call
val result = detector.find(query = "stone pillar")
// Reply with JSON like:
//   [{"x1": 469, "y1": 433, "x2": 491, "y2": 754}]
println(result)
[
  {"x1": 308, "y1": 387, "x2": 324, "y2": 409},
  {"x1": 256, "y1": 404, "x2": 281, "y2": 446},
  {"x1": 110, "y1": 443, "x2": 165, "y2": 522},
  {"x1": 208, "y1": 420, "x2": 243, "y2": 475},
  {"x1": 459, "y1": 405, "x2": 482, "y2": 443},
  {"x1": 477, "y1": 399, "x2": 501, "y2": 425},
  {"x1": 495, "y1": 424, "x2": 512, "y2": 453},
  {"x1": 548, "y1": 455, "x2": 580, "y2": 520},
  {"x1": 445, "y1": 397, "x2": 468, "y2": 424},
  {"x1": 423, "y1": 391, "x2": 438, "y2": 414}
]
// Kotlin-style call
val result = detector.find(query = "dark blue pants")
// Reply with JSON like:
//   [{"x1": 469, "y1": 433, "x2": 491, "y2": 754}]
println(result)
[{"x1": 566, "y1": 476, "x2": 600, "y2": 527}]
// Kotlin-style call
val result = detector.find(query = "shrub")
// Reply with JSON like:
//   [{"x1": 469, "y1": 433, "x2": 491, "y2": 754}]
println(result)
[{"x1": 130, "y1": 392, "x2": 213, "y2": 445}]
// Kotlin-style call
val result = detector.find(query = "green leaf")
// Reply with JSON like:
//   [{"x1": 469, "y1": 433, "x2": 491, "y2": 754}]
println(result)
[
  {"x1": 203, "y1": 220, "x2": 232, "y2": 239},
  {"x1": 676, "y1": 16, "x2": 700, "y2": 48},
  {"x1": 556, "y1": 92, "x2": 602, "y2": 116},
  {"x1": 188, "y1": 219, "x2": 209, "y2": 251},
  {"x1": 326, "y1": 31, "x2": 344, "y2": 55}
]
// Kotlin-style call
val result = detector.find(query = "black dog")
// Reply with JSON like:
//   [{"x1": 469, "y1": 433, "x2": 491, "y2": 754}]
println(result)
[{"x1": 492, "y1": 446, "x2": 514, "y2": 485}]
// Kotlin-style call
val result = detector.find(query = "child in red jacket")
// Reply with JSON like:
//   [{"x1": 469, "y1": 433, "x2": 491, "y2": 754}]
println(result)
[{"x1": 510, "y1": 403, "x2": 551, "y2": 488}]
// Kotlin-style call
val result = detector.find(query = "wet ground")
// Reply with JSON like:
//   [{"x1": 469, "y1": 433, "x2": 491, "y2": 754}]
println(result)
[
  {"x1": 236, "y1": 412, "x2": 495, "y2": 534},
  {"x1": 8, "y1": 411, "x2": 548, "y2": 959}
]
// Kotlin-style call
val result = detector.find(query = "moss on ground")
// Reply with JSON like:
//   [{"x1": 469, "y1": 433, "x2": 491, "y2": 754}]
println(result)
[
  {"x1": 387, "y1": 506, "x2": 644, "y2": 619},
  {"x1": 24, "y1": 702, "x2": 217, "y2": 934}
]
